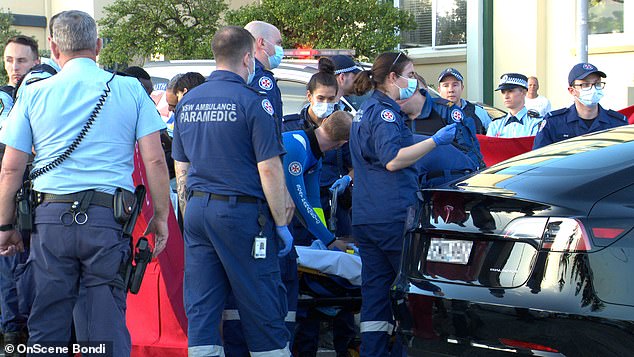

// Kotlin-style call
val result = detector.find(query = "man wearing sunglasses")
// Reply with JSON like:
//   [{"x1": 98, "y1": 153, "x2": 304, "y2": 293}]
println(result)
[{"x1": 533, "y1": 63, "x2": 626, "y2": 149}]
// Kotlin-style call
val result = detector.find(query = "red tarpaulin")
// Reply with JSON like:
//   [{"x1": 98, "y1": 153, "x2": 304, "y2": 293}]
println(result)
[
  {"x1": 127, "y1": 147, "x2": 188, "y2": 356},
  {"x1": 618, "y1": 105, "x2": 634, "y2": 124},
  {"x1": 476, "y1": 134, "x2": 535, "y2": 167}
]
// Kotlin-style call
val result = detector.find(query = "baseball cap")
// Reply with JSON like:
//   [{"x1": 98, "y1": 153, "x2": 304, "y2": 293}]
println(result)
[
  {"x1": 331, "y1": 55, "x2": 361, "y2": 75},
  {"x1": 495, "y1": 73, "x2": 528, "y2": 91},
  {"x1": 568, "y1": 63, "x2": 606, "y2": 86},
  {"x1": 438, "y1": 68, "x2": 464, "y2": 83}
]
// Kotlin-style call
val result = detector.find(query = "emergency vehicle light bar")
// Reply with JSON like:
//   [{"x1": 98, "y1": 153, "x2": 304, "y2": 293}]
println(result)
[{"x1": 284, "y1": 49, "x2": 356, "y2": 58}]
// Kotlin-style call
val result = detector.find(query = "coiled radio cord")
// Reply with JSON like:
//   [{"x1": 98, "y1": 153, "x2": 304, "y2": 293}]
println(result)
[{"x1": 29, "y1": 72, "x2": 116, "y2": 181}]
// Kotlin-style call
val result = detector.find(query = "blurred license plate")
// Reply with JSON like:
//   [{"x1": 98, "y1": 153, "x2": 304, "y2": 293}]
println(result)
[{"x1": 427, "y1": 239, "x2": 473, "y2": 264}]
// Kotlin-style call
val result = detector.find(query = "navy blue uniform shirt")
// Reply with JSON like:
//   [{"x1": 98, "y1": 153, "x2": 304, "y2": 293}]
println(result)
[
  {"x1": 250, "y1": 58, "x2": 283, "y2": 135},
  {"x1": 533, "y1": 104, "x2": 627, "y2": 149},
  {"x1": 349, "y1": 91, "x2": 418, "y2": 225},
  {"x1": 171, "y1": 70, "x2": 285, "y2": 199}
]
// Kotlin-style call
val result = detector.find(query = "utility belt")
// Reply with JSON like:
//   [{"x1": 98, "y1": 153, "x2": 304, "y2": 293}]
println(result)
[
  {"x1": 189, "y1": 190, "x2": 262, "y2": 204},
  {"x1": 16, "y1": 183, "x2": 152, "y2": 294}
]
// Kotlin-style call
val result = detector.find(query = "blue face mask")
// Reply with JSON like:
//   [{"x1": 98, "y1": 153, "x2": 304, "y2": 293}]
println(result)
[
  {"x1": 265, "y1": 39, "x2": 284, "y2": 69},
  {"x1": 396, "y1": 75, "x2": 417, "y2": 100},
  {"x1": 247, "y1": 56, "x2": 256, "y2": 84},
  {"x1": 576, "y1": 87, "x2": 604, "y2": 106}
]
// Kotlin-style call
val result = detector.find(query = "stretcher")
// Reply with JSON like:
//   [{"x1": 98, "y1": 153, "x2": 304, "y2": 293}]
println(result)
[{"x1": 295, "y1": 246, "x2": 362, "y2": 311}]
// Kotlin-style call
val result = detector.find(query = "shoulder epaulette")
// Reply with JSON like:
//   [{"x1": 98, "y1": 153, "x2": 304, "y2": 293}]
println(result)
[
  {"x1": 282, "y1": 113, "x2": 301, "y2": 123},
  {"x1": 244, "y1": 84, "x2": 267, "y2": 96},
  {"x1": 547, "y1": 107, "x2": 569, "y2": 117},
  {"x1": 606, "y1": 109, "x2": 627, "y2": 122}
]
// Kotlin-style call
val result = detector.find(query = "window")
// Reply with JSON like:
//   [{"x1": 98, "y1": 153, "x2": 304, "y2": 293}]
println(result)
[
  {"x1": 589, "y1": 0, "x2": 624, "y2": 34},
  {"x1": 587, "y1": 0, "x2": 632, "y2": 50},
  {"x1": 398, "y1": 0, "x2": 467, "y2": 49}
]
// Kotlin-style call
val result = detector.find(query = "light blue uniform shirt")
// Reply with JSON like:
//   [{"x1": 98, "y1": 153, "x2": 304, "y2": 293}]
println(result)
[
  {"x1": 486, "y1": 107, "x2": 543, "y2": 138},
  {"x1": 1, "y1": 58, "x2": 165, "y2": 194},
  {"x1": 0, "y1": 89, "x2": 13, "y2": 129}
]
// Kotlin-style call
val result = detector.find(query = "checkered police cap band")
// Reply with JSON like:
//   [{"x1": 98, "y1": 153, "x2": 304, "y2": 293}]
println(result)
[
  {"x1": 334, "y1": 66, "x2": 361, "y2": 75},
  {"x1": 498, "y1": 73, "x2": 528, "y2": 89}
]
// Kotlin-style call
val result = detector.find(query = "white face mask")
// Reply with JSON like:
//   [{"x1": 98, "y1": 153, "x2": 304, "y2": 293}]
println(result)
[
  {"x1": 312, "y1": 101, "x2": 336, "y2": 119},
  {"x1": 576, "y1": 87, "x2": 604, "y2": 107}
]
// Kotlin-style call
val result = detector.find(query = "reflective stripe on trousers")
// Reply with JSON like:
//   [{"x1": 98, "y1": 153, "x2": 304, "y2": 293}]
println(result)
[
  {"x1": 223, "y1": 309, "x2": 296, "y2": 322},
  {"x1": 360, "y1": 320, "x2": 394, "y2": 333},
  {"x1": 188, "y1": 344, "x2": 224, "y2": 357}
]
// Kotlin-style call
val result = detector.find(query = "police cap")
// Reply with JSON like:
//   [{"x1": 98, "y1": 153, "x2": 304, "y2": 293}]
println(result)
[
  {"x1": 495, "y1": 73, "x2": 528, "y2": 91},
  {"x1": 331, "y1": 55, "x2": 361, "y2": 75},
  {"x1": 568, "y1": 63, "x2": 606, "y2": 86},
  {"x1": 438, "y1": 67, "x2": 464, "y2": 83}
]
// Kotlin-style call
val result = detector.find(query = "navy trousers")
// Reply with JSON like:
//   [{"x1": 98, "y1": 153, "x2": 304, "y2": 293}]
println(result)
[
  {"x1": 184, "y1": 194, "x2": 290, "y2": 356},
  {"x1": 28, "y1": 202, "x2": 131, "y2": 356},
  {"x1": 353, "y1": 222, "x2": 407, "y2": 357}
]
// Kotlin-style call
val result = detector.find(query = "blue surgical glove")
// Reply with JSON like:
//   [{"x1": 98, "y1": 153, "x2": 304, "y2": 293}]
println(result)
[
  {"x1": 432, "y1": 123, "x2": 457, "y2": 146},
  {"x1": 276, "y1": 225, "x2": 294, "y2": 257},
  {"x1": 309, "y1": 239, "x2": 328, "y2": 250},
  {"x1": 329, "y1": 175, "x2": 352, "y2": 195}
]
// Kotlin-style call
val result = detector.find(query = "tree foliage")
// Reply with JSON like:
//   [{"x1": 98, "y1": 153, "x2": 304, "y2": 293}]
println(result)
[
  {"x1": 98, "y1": 0, "x2": 228, "y2": 67},
  {"x1": 225, "y1": 0, "x2": 416, "y2": 61},
  {"x1": 1, "y1": 9, "x2": 21, "y2": 84}
]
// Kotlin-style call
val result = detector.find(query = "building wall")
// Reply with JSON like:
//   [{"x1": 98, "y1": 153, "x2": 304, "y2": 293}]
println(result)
[{"x1": 494, "y1": 0, "x2": 633, "y2": 111}]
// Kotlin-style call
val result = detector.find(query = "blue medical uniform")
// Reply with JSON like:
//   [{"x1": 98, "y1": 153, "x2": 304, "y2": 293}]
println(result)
[
  {"x1": 533, "y1": 104, "x2": 627, "y2": 149},
  {"x1": 486, "y1": 107, "x2": 543, "y2": 138},
  {"x1": 282, "y1": 129, "x2": 333, "y2": 352},
  {"x1": 1, "y1": 57, "x2": 165, "y2": 356},
  {"x1": 282, "y1": 108, "x2": 356, "y2": 355},
  {"x1": 172, "y1": 70, "x2": 290, "y2": 356},
  {"x1": 350, "y1": 91, "x2": 417, "y2": 357},
  {"x1": 282, "y1": 104, "x2": 353, "y2": 237},
  {"x1": 250, "y1": 58, "x2": 283, "y2": 135}
]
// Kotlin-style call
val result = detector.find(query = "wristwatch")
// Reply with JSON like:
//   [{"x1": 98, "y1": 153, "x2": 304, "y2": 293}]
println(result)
[{"x1": 0, "y1": 223, "x2": 15, "y2": 231}]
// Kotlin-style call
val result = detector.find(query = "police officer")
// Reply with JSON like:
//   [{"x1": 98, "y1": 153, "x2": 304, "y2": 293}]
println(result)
[
  {"x1": 0, "y1": 11, "x2": 170, "y2": 356},
  {"x1": 245, "y1": 21, "x2": 284, "y2": 132},
  {"x1": 349, "y1": 52, "x2": 456, "y2": 357},
  {"x1": 406, "y1": 73, "x2": 485, "y2": 171},
  {"x1": 533, "y1": 63, "x2": 626, "y2": 149},
  {"x1": 0, "y1": 34, "x2": 39, "y2": 350},
  {"x1": 437, "y1": 67, "x2": 492, "y2": 134},
  {"x1": 172, "y1": 26, "x2": 294, "y2": 356},
  {"x1": 487, "y1": 73, "x2": 544, "y2": 138},
  {"x1": 398, "y1": 85, "x2": 478, "y2": 188},
  {"x1": 325, "y1": 55, "x2": 358, "y2": 238}
]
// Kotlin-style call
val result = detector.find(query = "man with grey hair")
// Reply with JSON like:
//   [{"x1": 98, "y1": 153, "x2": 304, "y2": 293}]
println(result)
[
  {"x1": 0, "y1": 10, "x2": 170, "y2": 355},
  {"x1": 244, "y1": 21, "x2": 284, "y2": 132}
]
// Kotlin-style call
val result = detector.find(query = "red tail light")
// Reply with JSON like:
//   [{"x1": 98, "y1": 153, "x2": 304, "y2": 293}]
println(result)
[
  {"x1": 499, "y1": 338, "x2": 559, "y2": 353},
  {"x1": 591, "y1": 227, "x2": 625, "y2": 239}
]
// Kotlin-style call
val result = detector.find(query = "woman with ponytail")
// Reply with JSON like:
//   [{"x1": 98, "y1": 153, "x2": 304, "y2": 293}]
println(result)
[{"x1": 349, "y1": 52, "x2": 456, "y2": 356}]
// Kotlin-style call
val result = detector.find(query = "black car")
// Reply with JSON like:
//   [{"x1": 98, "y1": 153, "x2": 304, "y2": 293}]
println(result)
[{"x1": 392, "y1": 125, "x2": 634, "y2": 356}]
